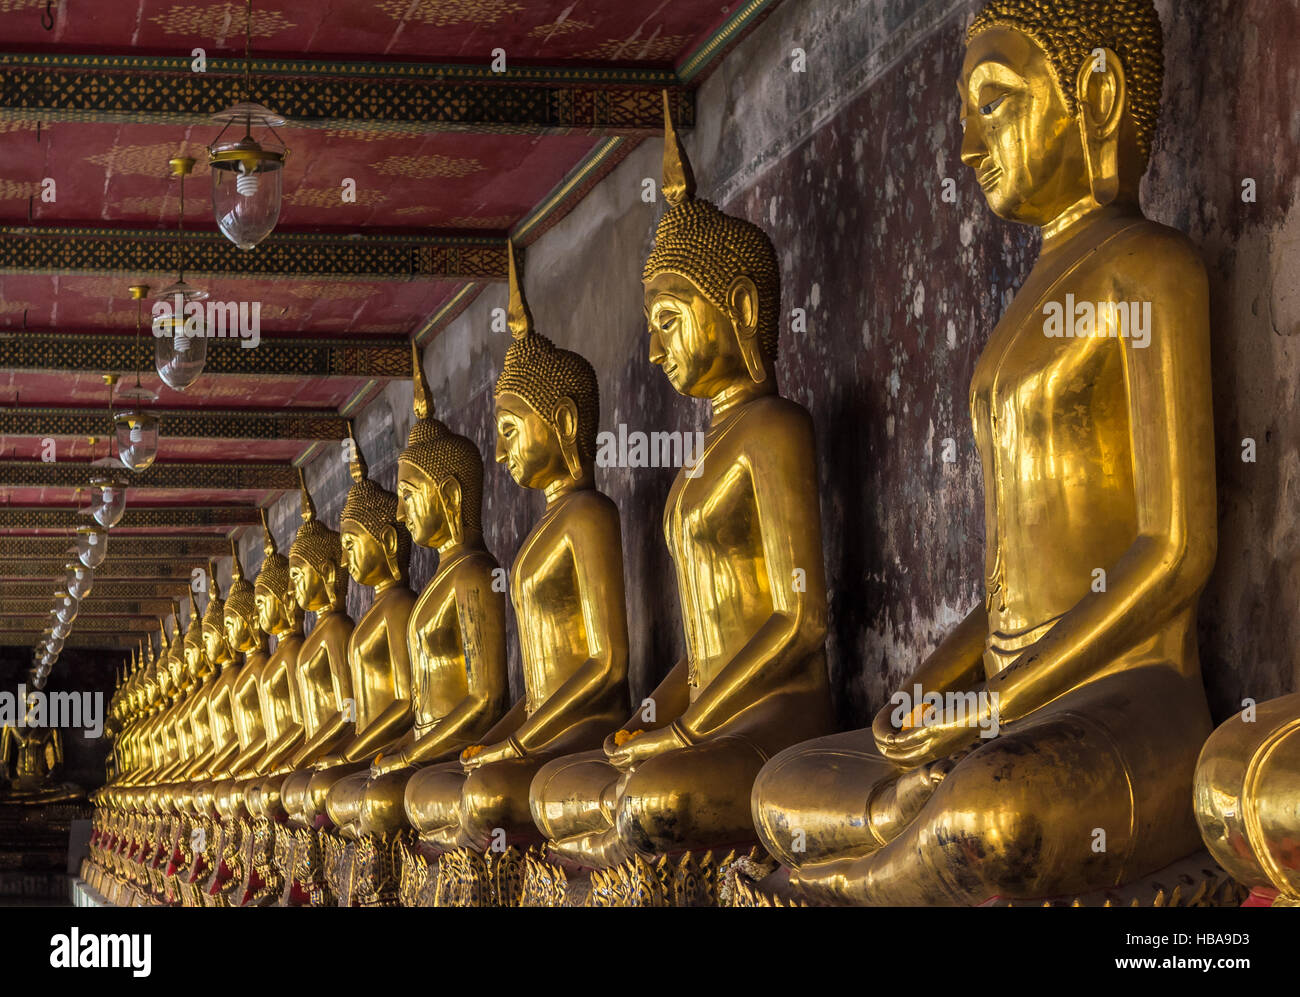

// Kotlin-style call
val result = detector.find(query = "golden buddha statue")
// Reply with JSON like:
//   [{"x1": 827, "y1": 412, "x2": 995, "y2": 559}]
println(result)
[
  {"x1": 306, "y1": 427, "x2": 418, "y2": 896},
  {"x1": 201, "y1": 539, "x2": 272, "y2": 900},
  {"x1": 138, "y1": 630, "x2": 176, "y2": 793},
  {"x1": 404, "y1": 242, "x2": 630, "y2": 884},
  {"x1": 1194, "y1": 694, "x2": 1300, "y2": 907},
  {"x1": 280, "y1": 469, "x2": 356, "y2": 828},
  {"x1": 217, "y1": 540, "x2": 272, "y2": 789},
  {"x1": 749, "y1": 0, "x2": 1218, "y2": 905},
  {"x1": 196, "y1": 547, "x2": 244, "y2": 788},
  {"x1": 269, "y1": 468, "x2": 357, "y2": 904},
  {"x1": 527, "y1": 100, "x2": 833, "y2": 897},
  {"x1": 169, "y1": 557, "x2": 238, "y2": 900},
  {"x1": 173, "y1": 564, "x2": 225, "y2": 790},
  {"x1": 0, "y1": 715, "x2": 80, "y2": 803},
  {"x1": 245, "y1": 509, "x2": 307, "y2": 814},
  {"x1": 358, "y1": 345, "x2": 509, "y2": 831},
  {"x1": 224, "y1": 511, "x2": 307, "y2": 904},
  {"x1": 319, "y1": 345, "x2": 511, "y2": 903},
  {"x1": 154, "y1": 600, "x2": 202, "y2": 790}
]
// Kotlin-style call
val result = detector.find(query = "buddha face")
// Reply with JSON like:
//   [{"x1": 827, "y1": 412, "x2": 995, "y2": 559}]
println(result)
[
  {"x1": 224, "y1": 610, "x2": 254, "y2": 654},
  {"x1": 397, "y1": 464, "x2": 449, "y2": 548},
  {"x1": 183, "y1": 640, "x2": 203, "y2": 679},
  {"x1": 289, "y1": 554, "x2": 329, "y2": 612},
  {"x1": 168, "y1": 653, "x2": 186, "y2": 690},
  {"x1": 255, "y1": 585, "x2": 290, "y2": 635},
  {"x1": 494, "y1": 392, "x2": 565, "y2": 489},
  {"x1": 155, "y1": 667, "x2": 171, "y2": 700},
  {"x1": 959, "y1": 26, "x2": 1088, "y2": 225},
  {"x1": 644, "y1": 272, "x2": 747, "y2": 398},
  {"x1": 203, "y1": 627, "x2": 228, "y2": 669},
  {"x1": 341, "y1": 521, "x2": 392, "y2": 587}
]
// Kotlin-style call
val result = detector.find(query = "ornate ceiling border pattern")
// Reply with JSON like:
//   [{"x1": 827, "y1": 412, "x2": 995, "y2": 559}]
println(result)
[
  {"x1": 0, "y1": 407, "x2": 346, "y2": 441},
  {"x1": 0, "y1": 507, "x2": 261, "y2": 529},
  {"x1": 0, "y1": 562, "x2": 198, "y2": 580},
  {"x1": 0, "y1": 582, "x2": 192, "y2": 599},
  {"x1": 0, "y1": 332, "x2": 411, "y2": 378},
  {"x1": 0, "y1": 226, "x2": 508, "y2": 281},
  {"x1": 0, "y1": 57, "x2": 692, "y2": 134},
  {"x1": 0, "y1": 536, "x2": 233, "y2": 558},
  {"x1": 0, "y1": 460, "x2": 296, "y2": 490}
]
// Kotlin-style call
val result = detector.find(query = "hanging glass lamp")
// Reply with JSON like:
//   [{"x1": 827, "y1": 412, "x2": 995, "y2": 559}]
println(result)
[
  {"x1": 115, "y1": 285, "x2": 161, "y2": 472},
  {"x1": 208, "y1": 4, "x2": 289, "y2": 250},
  {"x1": 154, "y1": 156, "x2": 208, "y2": 389},
  {"x1": 76, "y1": 524, "x2": 109, "y2": 568}
]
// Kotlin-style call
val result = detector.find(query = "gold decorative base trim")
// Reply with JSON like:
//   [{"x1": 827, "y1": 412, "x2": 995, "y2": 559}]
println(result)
[
  {"x1": 352, "y1": 831, "x2": 411, "y2": 907},
  {"x1": 724, "y1": 851, "x2": 1249, "y2": 908},
  {"x1": 321, "y1": 830, "x2": 356, "y2": 906},
  {"x1": 394, "y1": 843, "x2": 527, "y2": 906},
  {"x1": 228, "y1": 817, "x2": 281, "y2": 907},
  {"x1": 994, "y1": 853, "x2": 1251, "y2": 908},
  {"x1": 516, "y1": 848, "x2": 765, "y2": 907}
]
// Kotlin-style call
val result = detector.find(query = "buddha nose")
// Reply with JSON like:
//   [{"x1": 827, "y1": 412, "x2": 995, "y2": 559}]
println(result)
[
  {"x1": 648, "y1": 330, "x2": 666, "y2": 364},
  {"x1": 960, "y1": 119, "x2": 986, "y2": 169},
  {"x1": 494, "y1": 435, "x2": 508, "y2": 464}
]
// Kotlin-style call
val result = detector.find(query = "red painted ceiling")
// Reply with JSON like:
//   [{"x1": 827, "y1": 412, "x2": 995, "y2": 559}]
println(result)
[
  {"x1": 0, "y1": 273, "x2": 462, "y2": 336},
  {"x1": 1, "y1": 0, "x2": 735, "y2": 66},
  {"x1": 0, "y1": 0, "x2": 762, "y2": 649},
  {"x1": 0, "y1": 121, "x2": 602, "y2": 232}
]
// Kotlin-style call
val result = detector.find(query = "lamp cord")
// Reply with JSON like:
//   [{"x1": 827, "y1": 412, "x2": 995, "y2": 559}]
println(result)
[{"x1": 244, "y1": 0, "x2": 252, "y2": 101}]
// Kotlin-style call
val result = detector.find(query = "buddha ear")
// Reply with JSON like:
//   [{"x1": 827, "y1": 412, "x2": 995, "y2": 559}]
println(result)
[
  {"x1": 727, "y1": 275, "x2": 766, "y2": 384},
  {"x1": 438, "y1": 475, "x2": 464, "y2": 546},
  {"x1": 381, "y1": 523, "x2": 401, "y2": 577},
  {"x1": 552, "y1": 396, "x2": 583, "y2": 480},
  {"x1": 1074, "y1": 47, "x2": 1127, "y2": 207}
]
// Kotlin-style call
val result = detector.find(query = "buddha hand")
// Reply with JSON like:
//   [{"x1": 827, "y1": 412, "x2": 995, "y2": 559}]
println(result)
[
  {"x1": 370, "y1": 752, "x2": 404, "y2": 778},
  {"x1": 871, "y1": 694, "x2": 993, "y2": 768},
  {"x1": 459, "y1": 738, "x2": 523, "y2": 770},
  {"x1": 603, "y1": 722, "x2": 689, "y2": 771}
]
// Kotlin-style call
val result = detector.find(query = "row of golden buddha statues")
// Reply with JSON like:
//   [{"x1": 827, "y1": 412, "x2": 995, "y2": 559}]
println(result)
[{"x1": 83, "y1": 0, "x2": 1297, "y2": 907}]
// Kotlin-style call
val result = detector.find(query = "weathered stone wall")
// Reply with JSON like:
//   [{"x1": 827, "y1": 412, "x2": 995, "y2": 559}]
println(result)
[{"x1": 238, "y1": 0, "x2": 1300, "y2": 728}]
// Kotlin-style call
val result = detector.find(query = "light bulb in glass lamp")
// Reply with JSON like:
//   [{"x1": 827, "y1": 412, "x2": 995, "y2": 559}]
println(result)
[
  {"x1": 56, "y1": 592, "x2": 79, "y2": 624},
  {"x1": 51, "y1": 620, "x2": 71, "y2": 640},
  {"x1": 113, "y1": 406, "x2": 160, "y2": 472},
  {"x1": 65, "y1": 562, "x2": 94, "y2": 599},
  {"x1": 209, "y1": 103, "x2": 288, "y2": 251},
  {"x1": 154, "y1": 279, "x2": 208, "y2": 390},
  {"x1": 46, "y1": 636, "x2": 64, "y2": 654},
  {"x1": 76, "y1": 525, "x2": 109, "y2": 568},
  {"x1": 90, "y1": 474, "x2": 127, "y2": 528}
]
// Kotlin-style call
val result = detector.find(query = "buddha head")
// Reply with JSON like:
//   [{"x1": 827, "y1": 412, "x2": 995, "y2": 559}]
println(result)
[
  {"x1": 144, "y1": 638, "x2": 166, "y2": 710},
  {"x1": 167, "y1": 610, "x2": 186, "y2": 684},
  {"x1": 182, "y1": 586, "x2": 208, "y2": 682},
  {"x1": 202, "y1": 558, "x2": 233, "y2": 672},
  {"x1": 151, "y1": 622, "x2": 174, "y2": 702},
  {"x1": 290, "y1": 466, "x2": 347, "y2": 613},
  {"x1": 340, "y1": 424, "x2": 411, "y2": 587},
  {"x1": 255, "y1": 507, "x2": 300, "y2": 636},
  {"x1": 399, "y1": 341, "x2": 484, "y2": 548},
  {"x1": 961, "y1": 0, "x2": 1163, "y2": 224},
  {"x1": 493, "y1": 241, "x2": 600, "y2": 491},
  {"x1": 643, "y1": 93, "x2": 781, "y2": 399},
  {"x1": 224, "y1": 537, "x2": 261, "y2": 654}
]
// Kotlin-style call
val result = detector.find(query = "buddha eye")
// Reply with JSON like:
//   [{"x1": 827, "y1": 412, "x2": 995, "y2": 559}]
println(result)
[{"x1": 979, "y1": 94, "x2": 1006, "y2": 115}]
